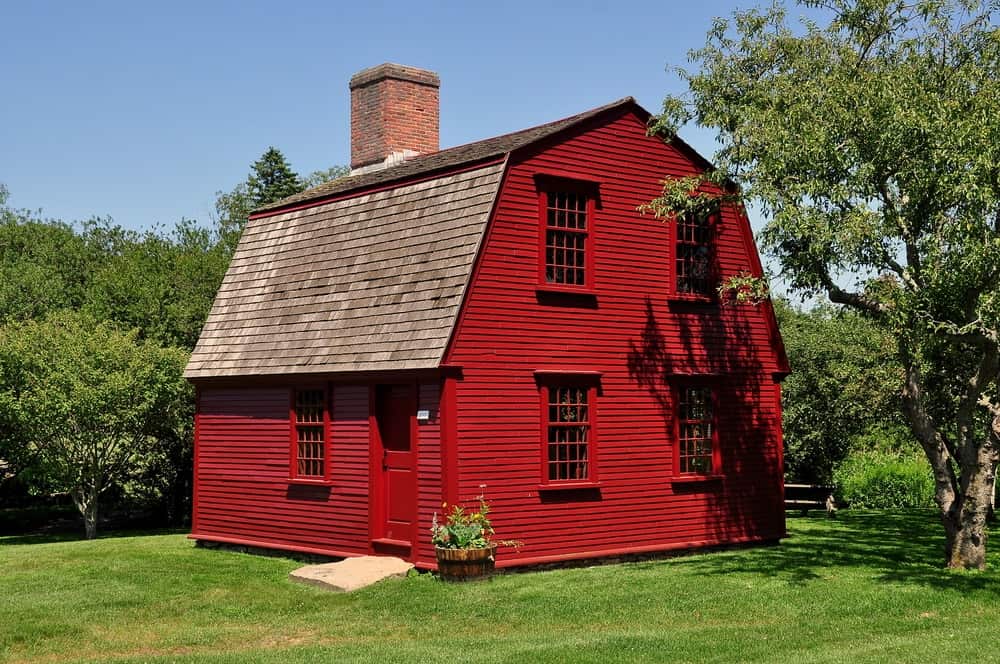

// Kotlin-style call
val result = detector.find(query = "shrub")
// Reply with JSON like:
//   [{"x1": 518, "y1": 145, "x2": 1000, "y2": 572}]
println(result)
[{"x1": 833, "y1": 450, "x2": 935, "y2": 509}]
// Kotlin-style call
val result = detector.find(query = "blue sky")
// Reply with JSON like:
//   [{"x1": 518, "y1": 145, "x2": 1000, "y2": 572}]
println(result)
[{"x1": 2, "y1": 1, "x2": 797, "y2": 231}]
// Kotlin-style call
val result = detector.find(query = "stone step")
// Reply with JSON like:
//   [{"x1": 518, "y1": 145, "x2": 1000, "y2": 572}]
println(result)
[{"x1": 289, "y1": 555, "x2": 414, "y2": 592}]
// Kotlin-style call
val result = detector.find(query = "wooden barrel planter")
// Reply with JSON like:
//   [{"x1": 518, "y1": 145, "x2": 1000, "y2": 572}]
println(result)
[{"x1": 435, "y1": 545, "x2": 497, "y2": 582}]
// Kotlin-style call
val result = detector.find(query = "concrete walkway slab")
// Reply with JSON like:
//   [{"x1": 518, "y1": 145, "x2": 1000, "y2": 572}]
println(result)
[{"x1": 289, "y1": 556, "x2": 413, "y2": 592}]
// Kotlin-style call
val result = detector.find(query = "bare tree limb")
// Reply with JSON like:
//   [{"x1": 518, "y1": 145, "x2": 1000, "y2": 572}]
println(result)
[{"x1": 825, "y1": 281, "x2": 888, "y2": 315}]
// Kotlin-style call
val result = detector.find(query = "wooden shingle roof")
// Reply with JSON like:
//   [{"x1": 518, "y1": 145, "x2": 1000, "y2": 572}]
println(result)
[{"x1": 185, "y1": 163, "x2": 504, "y2": 378}]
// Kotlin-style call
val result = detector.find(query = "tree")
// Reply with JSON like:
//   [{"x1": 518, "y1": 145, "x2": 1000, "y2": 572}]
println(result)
[
  {"x1": 83, "y1": 219, "x2": 230, "y2": 349},
  {"x1": 0, "y1": 313, "x2": 191, "y2": 538},
  {"x1": 213, "y1": 181, "x2": 253, "y2": 257},
  {"x1": 0, "y1": 193, "x2": 97, "y2": 322},
  {"x1": 214, "y1": 151, "x2": 347, "y2": 255},
  {"x1": 300, "y1": 165, "x2": 350, "y2": 189},
  {"x1": 247, "y1": 147, "x2": 303, "y2": 208},
  {"x1": 214, "y1": 147, "x2": 302, "y2": 255},
  {"x1": 652, "y1": 0, "x2": 1000, "y2": 567},
  {"x1": 776, "y1": 300, "x2": 906, "y2": 483}
]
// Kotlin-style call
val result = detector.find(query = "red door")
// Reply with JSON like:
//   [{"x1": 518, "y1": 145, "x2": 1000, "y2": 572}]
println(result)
[{"x1": 374, "y1": 384, "x2": 416, "y2": 547}]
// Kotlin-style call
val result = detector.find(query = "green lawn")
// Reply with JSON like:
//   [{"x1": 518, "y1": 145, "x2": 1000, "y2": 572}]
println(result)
[{"x1": 3, "y1": 512, "x2": 999, "y2": 663}]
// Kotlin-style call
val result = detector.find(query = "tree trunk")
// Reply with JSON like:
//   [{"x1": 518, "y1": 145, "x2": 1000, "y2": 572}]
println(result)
[
  {"x1": 897, "y1": 352, "x2": 994, "y2": 568},
  {"x1": 988, "y1": 467, "x2": 996, "y2": 524},
  {"x1": 83, "y1": 502, "x2": 98, "y2": 540},
  {"x1": 71, "y1": 488, "x2": 99, "y2": 540},
  {"x1": 945, "y1": 448, "x2": 996, "y2": 570}
]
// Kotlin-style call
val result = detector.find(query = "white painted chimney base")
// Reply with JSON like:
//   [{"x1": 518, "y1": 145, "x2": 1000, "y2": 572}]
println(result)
[{"x1": 350, "y1": 149, "x2": 421, "y2": 176}]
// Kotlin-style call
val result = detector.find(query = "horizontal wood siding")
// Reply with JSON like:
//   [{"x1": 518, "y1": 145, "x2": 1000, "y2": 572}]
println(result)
[
  {"x1": 415, "y1": 381, "x2": 442, "y2": 566},
  {"x1": 193, "y1": 385, "x2": 370, "y2": 557},
  {"x1": 330, "y1": 384, "x2": 370, "y2": 543},
  {"x1": 445, "y1": 111, "x2": 785, "y2": 565},
  {"x1": 194, "y1": 380, "x2": 441, "y2": 563}
]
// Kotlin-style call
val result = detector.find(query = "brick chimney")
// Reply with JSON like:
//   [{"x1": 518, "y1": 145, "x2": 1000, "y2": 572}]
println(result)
[{"x1": 349, "y1": 63, "x2": 440, "y2": 174}]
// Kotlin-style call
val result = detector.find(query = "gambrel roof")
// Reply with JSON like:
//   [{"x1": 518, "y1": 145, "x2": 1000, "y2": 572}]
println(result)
[{"x1": 185, "y1": 97, "x2": 649, "y2": 379}]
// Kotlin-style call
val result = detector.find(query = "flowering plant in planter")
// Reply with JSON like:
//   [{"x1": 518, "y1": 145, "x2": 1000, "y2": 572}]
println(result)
[
  {"x1": 431, "y1": 493, "x2": 521, "y2": 581},
  {"x1": 431, "y1": 496, "x2": 495, "y2": 549}
]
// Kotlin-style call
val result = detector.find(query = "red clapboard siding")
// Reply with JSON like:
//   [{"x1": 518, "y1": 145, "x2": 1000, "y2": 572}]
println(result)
[
  {"x1": 192, "y1": 380, "x2": 442, "y2": 564},
  {"x1": 444, "y1": 109, "x2": 786, "y2": 565},
  {"x1": 415, "y1": 381, "x2": 442, "y2": 566},
  {"x1": 192, "y1": 385, "x2": 371, "y2": 557}
]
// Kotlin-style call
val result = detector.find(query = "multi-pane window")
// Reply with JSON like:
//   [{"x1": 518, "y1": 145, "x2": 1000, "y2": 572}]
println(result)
[
  {"x1": 544, "y1": 190, "x2": 589, "y2": 287},
  {"x1": 546, "y1": 385, "x2": 591, "y2": 482},
  {"x1": 676, "y1": 210, "x2": 713, "y2": 296},
  {"x1": 293, "y1": 389, "x2": 326, "y2": 479},
  {"x1": 677, "y1": 386, "x2": 714, "y2": 475}
]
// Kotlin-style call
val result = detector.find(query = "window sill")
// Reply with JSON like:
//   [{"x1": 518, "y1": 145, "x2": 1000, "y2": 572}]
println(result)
[
  {"x1": 538, "y1": 481, "x2": 602, "y2": 492},
  {"x1": 667, "y1": 293, "x2": 717, "y2": 304},
  {"x1": 535, "y1": 287, "x2": 598, "y2": 308},
  {"x1": 288, "y1": 478, "x2": 334, "y2": 486},
  {"x1": 670, "y1": 474, "x2": 723, "y2": 484},
  {"x1": 536, "y1": 285, "x2": 596, "y2": 296},
  {"x1": 666, "y1": 296, "x2": 718, "y2": 313}
]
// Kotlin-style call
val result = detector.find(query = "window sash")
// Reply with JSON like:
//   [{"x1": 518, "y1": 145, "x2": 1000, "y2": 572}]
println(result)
[
  {"x1": 676, "y1": 386, "x2": 715, "y2": 475},
  {"x1": 545, "y1": 228, "x2": 587, "y2": 286},
  {"x1": 544, "y1": 385, "x2": 593, "y2": 482},
  {"x1": 540, "y1": 188, "x2": 591, "y2": 288},
  {"x1": 292, "y1": 388, "x2": 328, "y2": 480},
  {"x1": 675, "y1": 211, "x2": 714, "y2": 296}
]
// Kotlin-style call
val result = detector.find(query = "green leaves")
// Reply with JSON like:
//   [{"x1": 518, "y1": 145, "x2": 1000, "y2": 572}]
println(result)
[
  {"x1": 81, "y1": 219, "x2": 230, "y2": 349},
  {"x1": 213, "y1": 148, "x2": 347, "y2": 255},
  {"x1": 431, "y1": 498, "x2": 495, "y2": 549},
  {"x1": 834, "y1": 447, "x2": 936, "y2": 508},
  {"x1": 661, "y1": 1, "x2": 999, "y2": 308},
  {"x1": 0, "y1": 209, "x2": 94, "y2": 322},
  {"x1": 246, "y1": 147, "x2": 304, "y2": 208},
  {"x1": 663, "y1": 0, "x2": 1000, "y2": 564},
  {"x1": 659, "y1": 0, "x2": 1000, "y2": 346},
  {"x1": 0, "y1": 313, "x2": 191, "y2": 537},
  {"x1": 0, "y1": 199, "x2": 230, "y2": 350},
  {"x1": 777, "y1": 301, "x2": 904, "y2": 482}
]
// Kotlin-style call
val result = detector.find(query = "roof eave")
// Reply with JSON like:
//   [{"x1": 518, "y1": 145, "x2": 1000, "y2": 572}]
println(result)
[{"x1": 249, "y1": 154, "x2": 508, "y2": 220}]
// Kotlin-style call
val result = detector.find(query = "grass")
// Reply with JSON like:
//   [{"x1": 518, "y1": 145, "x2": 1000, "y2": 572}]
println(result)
[{"x1": 3, "y1": 512, "x2": 1000, "y2": 663}]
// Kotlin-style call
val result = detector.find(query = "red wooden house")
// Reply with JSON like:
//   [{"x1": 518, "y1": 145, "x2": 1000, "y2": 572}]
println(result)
[{"x1": 185, "y1": 63, "x2": 790, "y2": 568}]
